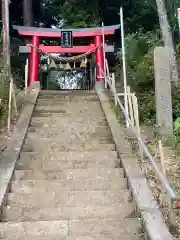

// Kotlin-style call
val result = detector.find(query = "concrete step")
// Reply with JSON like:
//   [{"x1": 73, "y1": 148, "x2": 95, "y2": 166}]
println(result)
[
  {"x1": 26, "y1": 133, "x2": 112, "y2": 141},
  {"x1": 32, "y1": 108, "x2": 105, "y2": 115},
  {"x1": 26, "y1": 131, "x2": 112, "y2": 139},
  {"x1": 38, "y1": 90, "x2": 97, "y2": 96},
  {"x1": 3, "y1": 202, "x2": 135, "y2": 221},
  {"x1": 7, "y1": 189, "x2": 131, "y2": 207},
  {"x1": 37, "y1": 96, "x2": 99, "y2": 101},
  {"x1": 34, "y1": 106, "x2": 103, "y2": 113},
  {"x1": 27, "y1": 126, "x2": 111, "y2": 137},
  {"x1": 35, "y1": 103, "x2": 102, "y2": 109},
  {"x1": 32, "y1": 111, "x2": 105, "y2": 118},
  {"x1": 34, "y1": 104, "x2": 104, "y2": 113},
  {"x1": 33, "y1": 109, "x2": 104, "y2": 115},
  {"x1": 30, "y1": 118, "x2": 108, "y2": 127},
  {"x1": 36, "y1": 98, "x2": 100, "y2": 105},
  {"x1": 13, "y1": 169, "x2": 124, "y2": 180},
  {"x1": 68, "y1": 219, "x2": 143, "y2": 238},
  {"x1": 37, "y1": 95, "x2": 99, "y2": 100},
  {"x1": 30, "y1": 124, "x2": 109, "y2": 133},
  {"x1": 37, "y1": 96, "x2": 100, "y2": 102},
  {"x1": 36, "y1": 97, "x2": 100, "y2": 104},
  {"x1": 0, "y1": 219, "x2": 142, "y2": 239},
  {"x1": 31, "y1": 110, "x2": 105, "y2": 117},
  {"x1": 18, "y1": 151, "x2": 119, "y2": 170},
  {"x1": 16, "y1": 157, "x2": 120, "y2": 170},
  {"x1": 30, "y1": 115, "x2": 107, "y2": 123},
  {"x1": 24, "y1": 136, "x2": 113, "y2": 148},
  {"x1": 19, "y1": 150, "x2": 118, "y2": 161},
  {"x1": 0, "y1": 220, "x2": 68, "y2": 239},
  {"x1": 32, "y1": 109, "x2": 105, "y2": 117},
  {"x1": 37, "y1": 93, "x2": 102, "y2": 101},
  {"x1": 2, "y1": 236, "x2": 143, "y2": 240},
  {"x1": 22, "y1": 142, "x2": 116, "y2": 152},
  {"x1": 32, "y1": 112, "x2": 68, "y2": 118},
  {"x1": 10, "y1": 178, "x2": 127, "y2": 193},
  {"x1": 26, "y1": 133, "x2": 111, "y2": 141},
  {"x1": 30, "y1": 122, "x2": 108, "y2": 129},
  {"x1": 13, "y1": 170, "x2": 67, "y2": 180}
]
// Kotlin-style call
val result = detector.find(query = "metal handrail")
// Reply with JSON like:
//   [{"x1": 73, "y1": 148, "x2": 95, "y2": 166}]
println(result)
[{"x1": 99, "y1": 67, "x2": 176, "y2": 201}]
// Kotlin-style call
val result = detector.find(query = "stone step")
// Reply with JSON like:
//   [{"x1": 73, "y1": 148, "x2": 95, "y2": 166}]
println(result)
[
  {"x1": 32, "y1": 109, "x2": 105, "y2": 117},
  {"x1": 37, "y1": 96, "x2": 100, "y2": 102},
  {"x1": 32, "y1": 109, "x2": 105, "y2": 116},
  {"x1": 32, "y1": 111, "x2": 104, "y2": 117},
  {"x1": 33, "y1": 111, "x2": 104, "y2": 117},
  {"x1": 32, "y1": 111, "x2": 105, "y2": 118},
  {"x1": 2, "y1": 236, "x2": 143, "y2": 240},
  {"x1": 0, "y1": 219, "x2": 142, "y2": 239},
  {"x1": 36, "y1": 97, "x2": 100, "y2": 103},
  {"x1": 27, "y1": 126, "x2": 111, "y2": 136},
  {"x1": 22, "y1": 142, "x2": 116, "y2": 152},
  {"x1": 34, "y1": 104, "x2": 103, "y2": 112},
  {"x1": 10, "y1": 178, "x2": 127, "y2": 193},
  {"x1": 35, "y1": 102, "x2": 102, "y2": 108},
  {"x1": 32, "y1": 112, "x2": 67, "y2": 118},
  {"x1": 30, "y1": 115, "x2": 107, "y2": 123},
  {"x1": 37, "y1": 96, "x2": 99, "y2": 101},
  {"x1": 30, "y1": 117, "x2": 108, "y2": 126},
  {"x1": 24, "y1": 136, "x2": 113, "y2": 147},
  {"x1": 13, "y1": 169, "x2": 124, "y2": 180},
  {"x1": 34, "y1": 105, "x2": 102, "y2": 112},
  {"x1": 37, "y1": 95, "x2": 99, "y2": 100},
  {"x1": 3, "y1": 202, "x2": 135, "y2": 222},
  {"x1": 38, "y1": 92, "x2": 98, "y2": 97},
  {"x1": 32, "y1": 110, "x2": 103, "y2": 116},
  {"x1": 26, "y1": 132, "x2": 112, "y2": 140},
  {"x1": 0, "y1": 220, "x2": 68, "y2": 239},
  {"x1": 19, "y1": 150, "x2": 118, "y2": 161},
  {"x1": 18, "y1": 151, "x2": 119, "y2": 170},
  {"x1": 27, "y1": 130, "x2": 111, "y2": 139},
  {"x1": 38, "y1": 90, "x2": 97, "y2": 96},
  {"x1": 36, "y1": 98, "x2": 100, "y2": 105},
  {"x1": 69, "y1": 218, "x2": 142, "y2": 238},
  {"x1": 24, "y1": 135, "x2": 112, "y2": 143},
  {"x1": 30, "y1": 122, "x2": 109, "y2": 129},
  {"x1": 7, "y1": 189, "x2": 131, "y2": 207},
  {"x1": 30, "y1": 121, "x2": 109, "y2": 128},
  {"x1": 16, "y1": 156, "x2": 120, "y2": 170}
]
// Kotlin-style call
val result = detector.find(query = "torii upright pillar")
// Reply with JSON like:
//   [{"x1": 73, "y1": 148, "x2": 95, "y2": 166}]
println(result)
[
  {"x1": 94, "y1": 35, "x2": 105, "y2": 82},
  {"x1": 29, "y1": 35, "x2": 40, "y2": 87}
]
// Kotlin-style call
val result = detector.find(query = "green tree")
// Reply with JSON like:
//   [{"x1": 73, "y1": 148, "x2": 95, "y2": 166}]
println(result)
[{"x1": 40, "y1": 0, "x2": 100, "y2": 28}]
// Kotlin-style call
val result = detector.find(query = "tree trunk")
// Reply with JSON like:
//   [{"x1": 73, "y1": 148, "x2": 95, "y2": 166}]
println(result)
[
  {"x1": 23, "y1": 0, "x2": 33, "y2": 26},
  {"x1": 156, "y1": 0, "x2": 179, "y2": 82}
]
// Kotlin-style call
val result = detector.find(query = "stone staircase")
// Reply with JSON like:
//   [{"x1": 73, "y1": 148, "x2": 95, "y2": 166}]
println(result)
[{"x1": 0, "y1": 90, "x2": 144, "y2": 239}]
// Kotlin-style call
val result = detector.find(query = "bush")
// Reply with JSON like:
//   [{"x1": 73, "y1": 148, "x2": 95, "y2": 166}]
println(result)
[
  {"x1": 116, "y1": 29, "x2": 161, "y2": 124},
  {"x1": 116, "y1": 27, "x2": 180, "y2": 147}
]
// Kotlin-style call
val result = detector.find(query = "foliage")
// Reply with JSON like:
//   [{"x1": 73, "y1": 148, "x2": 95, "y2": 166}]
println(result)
[
  {"x1": 115, "y1": 29, "x2": 180, "y2": 152},
  {"x1": 58, "y1": 0, "x2": 100, "y2": 28},
  {"x1": 172, "y1": 85, "x2": 180, "y2": 144},
  {"x1": 7, "y1": 0, "x2": 162, "y2": 30},
  {"x1": 116, "y1": 30, "x2": 162, "y2": 124},
  {"x1": 116, "y1": 27, "x2": 180, "y2": 130},
  {"x1": 165, "y1": 0, "x2": 180, "y2": 41},
  {"x1": 174, "y1": 117, "x2": 180, "y2": 133}
]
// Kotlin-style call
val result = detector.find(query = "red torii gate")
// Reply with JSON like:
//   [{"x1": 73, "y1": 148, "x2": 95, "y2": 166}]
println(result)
[{"x1": 13, "y1": 25, "x2": 120, "y2": 87}]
